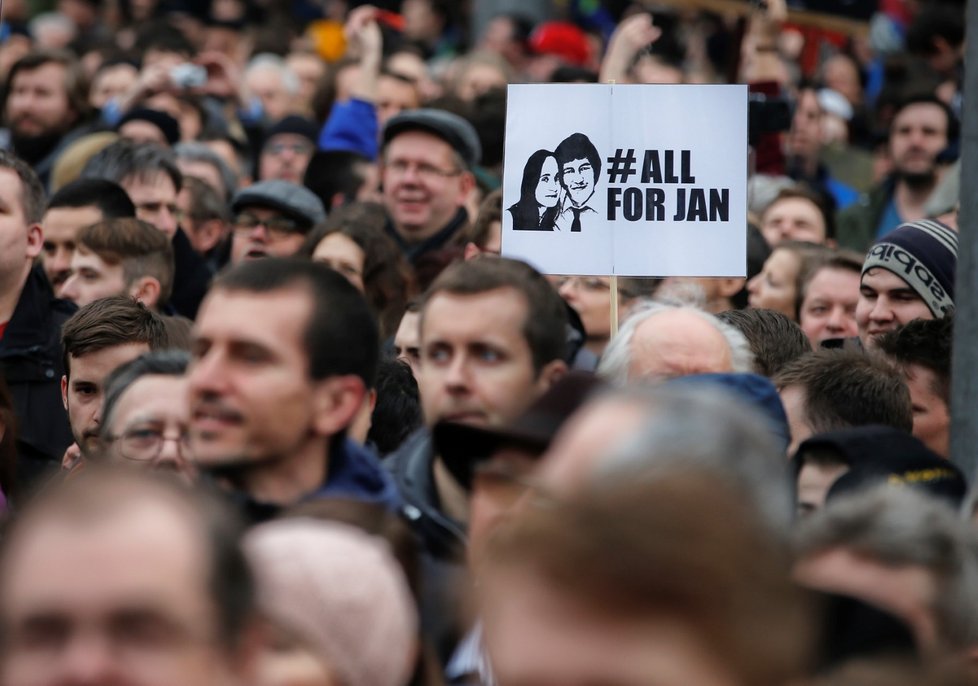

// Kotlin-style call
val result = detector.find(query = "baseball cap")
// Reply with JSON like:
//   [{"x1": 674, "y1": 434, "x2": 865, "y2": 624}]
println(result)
[{"x1": 529, "y1": 21, "x2": 592, "y2": 66}]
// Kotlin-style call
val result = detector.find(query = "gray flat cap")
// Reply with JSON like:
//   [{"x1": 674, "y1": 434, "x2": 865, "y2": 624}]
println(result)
[
  {"x1": 231, "y1": 179, "x2": 326, "y2": 227},
  {"x1": 382, "y1": 108, "x2": 482, "y2": 168}
]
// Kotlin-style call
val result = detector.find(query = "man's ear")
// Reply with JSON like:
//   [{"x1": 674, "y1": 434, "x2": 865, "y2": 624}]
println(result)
[
  {"x1": 463, "y1": 242, "x2": 481, "y2": 261},
  {"x1": 458, "y1": 170, "x2": 476, "y2": 202},
  {"x1": 61, "y1": 374, "x2": 69, "y2": 411},
  {"x1": 25, "y1": 223, "x2": 43, "y2": 260},
  {"x1": 311, "y1": 375, "x2": 368, "y2": 437},
  {"x1": 129, "y1": 276, "x2": 161, "y2": 309},
  {"x1": 535, "y1": 359, "x2": 568, "y2": 394}
]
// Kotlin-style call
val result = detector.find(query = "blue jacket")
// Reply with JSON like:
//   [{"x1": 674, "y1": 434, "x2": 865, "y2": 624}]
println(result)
[
  {"x1": 318, "y1": 98, "x2": 379, "y2": 160},
  {"x1": 221, "y1": 438, "x2": 402, "y2": 524}
]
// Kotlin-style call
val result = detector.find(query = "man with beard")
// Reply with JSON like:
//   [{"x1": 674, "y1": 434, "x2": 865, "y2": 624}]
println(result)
[
  {"x1": 1, "y1": 50, "x2": 91, "y2": 189},
  {"x1": 554, "y1": 132, "x2": 601, "y2": 232},
  {"x1": 837, "y1": 96, "x2": 955, "y2": 251}
]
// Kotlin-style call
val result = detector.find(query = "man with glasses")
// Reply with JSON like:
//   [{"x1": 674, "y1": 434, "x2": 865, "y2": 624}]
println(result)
[
  {"x1": 380, "y1": 109, "x2": 480, "y2": 264},
  {"x1": 229, "y1": 179, "x2": 327, "y2": 264},
  {"x1": 99, "y1": 350, "x2": 196, "y2": 484},
  {"x1": 258, "y1": 115, "x2": 317, "y2": 184}
]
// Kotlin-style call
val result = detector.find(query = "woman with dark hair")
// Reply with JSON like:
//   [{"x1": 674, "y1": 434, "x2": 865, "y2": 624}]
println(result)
[
  {"x1": 508, "y1": 149, "x2": 561, "y2": 230},
  {"x1": 299, "y1": 202, "x2": 417, "y2": 339}
]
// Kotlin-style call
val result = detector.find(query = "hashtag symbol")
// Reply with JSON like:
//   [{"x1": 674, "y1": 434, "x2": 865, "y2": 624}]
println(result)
[{"x1": 606, "y1": 149, "x2": 637, "y2": 183}]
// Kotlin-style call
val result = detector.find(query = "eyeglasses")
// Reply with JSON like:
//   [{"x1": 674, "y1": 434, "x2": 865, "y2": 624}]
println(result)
[
  {"x1": 265, "y1": 141, "x2": 314, "y2": 156},
  {"x1": 233, "y1": 213, "x2": 304, "y2": 237},
  {"x1": 104, "y1": 427, "x2": 192, "y2": 462},
  {"x1": 385, "y1": 159, "x2": 462, "y2": 182}
]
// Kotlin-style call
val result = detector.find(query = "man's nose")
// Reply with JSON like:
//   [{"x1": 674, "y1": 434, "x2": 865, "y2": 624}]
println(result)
[
  {"x1": 869, "y1": 297, "x2": 893, "y2": 322},
  {"x1": 825, "y1": 307, "x2": 845, "y2": 331},
  {"x1": 60, "y1": 273, "x2": 80, "y2": 301},
  {"x1": 188, "y1": 350, "x2": 229, "y2": 396},
  {"x1": 60, "y1": 630, "x2": 118, "y2": 685},
  {"x1": 52, "y1": 248, "x2": 72, "y2": 274},
  {"x1": 154, "y1": 433, "x2": 190, "y2": 468},
  {"x1": 444, "y1": 355, "x2": 471, "y2": 392}
]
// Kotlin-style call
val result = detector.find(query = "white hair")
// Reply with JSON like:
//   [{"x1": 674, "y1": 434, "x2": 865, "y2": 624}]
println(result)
[
  {"x1": 29, "y1": 12, "x2": 77, "y2": 44},
  {"x1": 597, "y1": 300, "x2": 755, "y2": 385},
  {"x1": 245, "y1": 53, "x2": 300, "y2": 96}
]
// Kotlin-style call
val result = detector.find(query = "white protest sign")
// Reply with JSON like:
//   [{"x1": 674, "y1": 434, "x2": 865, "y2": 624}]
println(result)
[{"x1": 501, "y1": 83, "x2": 748, "y2": 277}]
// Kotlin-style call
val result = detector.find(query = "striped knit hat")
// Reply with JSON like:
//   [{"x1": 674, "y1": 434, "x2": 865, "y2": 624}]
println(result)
[{"x1": 861, "y1": 219, "x2": 957, "y2": 318}]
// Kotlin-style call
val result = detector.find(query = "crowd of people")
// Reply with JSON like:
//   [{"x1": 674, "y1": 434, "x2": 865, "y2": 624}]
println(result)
[{"x1": 0, "y1": 0, "x2": 972, "y2": 684}]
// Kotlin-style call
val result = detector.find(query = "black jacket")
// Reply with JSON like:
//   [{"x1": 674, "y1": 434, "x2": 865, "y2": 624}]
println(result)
[
  {"x1": 0, "y1": 266, "x2": 76, "y2": 494},
  {"x1": 387, "y1": 428, "x2": 466, "y2": 560},
  {"x1": 169, "y1": 228, "x2": 213, "y2": 320},
  {"x1": 386, "y1": 428, "x2": 468, "y2": 665}
]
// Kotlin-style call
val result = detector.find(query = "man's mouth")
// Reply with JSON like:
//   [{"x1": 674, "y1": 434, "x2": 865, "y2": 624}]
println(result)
[
  {"x1": 441, "y1": 410, "x2": 488, "y2": 425},
  {"x1": 192, "y1": 403, "x2": 245, "y2": 435}
]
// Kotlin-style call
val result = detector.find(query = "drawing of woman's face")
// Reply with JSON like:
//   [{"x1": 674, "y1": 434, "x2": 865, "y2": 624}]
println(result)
[{"x1": 535, "y1": 156, "x2": 560, "y2": 208}]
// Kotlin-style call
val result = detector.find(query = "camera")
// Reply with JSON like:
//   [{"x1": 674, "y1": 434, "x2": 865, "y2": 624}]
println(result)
[{"x1": 170, "y1": 63, "x2": 207, "y2": 89}]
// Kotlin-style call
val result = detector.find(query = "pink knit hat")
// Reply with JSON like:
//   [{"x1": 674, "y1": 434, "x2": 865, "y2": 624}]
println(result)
[{"x1": 244, "y1": 519, "x2": 418, "y2": 686}]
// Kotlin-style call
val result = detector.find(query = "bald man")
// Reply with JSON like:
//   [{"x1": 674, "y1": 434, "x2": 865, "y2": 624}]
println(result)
[{"x1": 598, "y1": 302, "x2": 755, "y2": 383}]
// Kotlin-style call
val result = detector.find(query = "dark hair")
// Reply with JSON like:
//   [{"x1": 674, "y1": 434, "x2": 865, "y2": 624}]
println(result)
[
  {"x1": 0, "y1": 467, "x2": 254, "y2": 651},
  {"x1": 99, "y1": 350, "x2": 191, "y2": 443},
  {"x1": 891, "y1": 94, "x2": 959, "y2": 143},
  {"x1": 298, "y1": 203, "x2": 415, "y2": 339},
  {"x1": 422, "y1": 257, "x2": 568, "y2": 373},
  {"x1": 762, "y1": 185, "x2": 837, "y2": 242},
  {"x1": 213, "y1": 258, "x2": 380, "y2": 386},
  {"x1": 0, "y1": 150, "x2": 45, "y2": 224},
  {"x1": 367, "y1": 359, "x2": 422, "y2": 455},
  {"x1": 174, "y1": 142, "x2": 238, "y2": 201},
  {"x1": 468, "y1": 86, "x2": 507, "y2": 170},
  {"x1": 80, "y1": 139, "x2": 183, "y2": 191},
  {"x1": 133, "y1": 23, "x2": 194, "y2": 58},
  {"x1": 46, "y1": 178, "x2": 136, "y2": 217},
  {"x1": 509, "y1": 150, "x2": 560, "y2": 229},
  {"x1": 798, "y1": 250, "x2": 863, "y2": 304},
  {"x1": 61, "y1": 296, "x2": 169, "y2": 379},
  {"x1": 717, "y1": 309, "x2": 812, "y2": 378},
  {"x1": 877, "y1": 316, "x2": 952, "y2": 405},
  {"x1": 774, "y1": 349, "x2": 913, "y2": 434},
  {"x1": 3, "y1": 49, "x2": 90, "y2": 128},
  {"x1": 180, "y1": 176, "x2": 230, "y2": 224},
  {"x1": 554, "y1": 133, "x2": 601, "y2": 186},
  {"x1": 906, "y1": 4, "x2": 965, "y2": 57},
  {"x1": 302, "y1": 150, "x2": 372, "y2": 208},
  {"x1": 76, "y1": 219, "x2": 175, "y2": 305},
  {"x1": 733, "y1": 223, "x2": 773, "y2": 310}
]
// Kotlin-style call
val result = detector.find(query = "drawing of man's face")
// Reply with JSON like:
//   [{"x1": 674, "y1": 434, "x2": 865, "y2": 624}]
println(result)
[
  {"x1": 561, "y1": 157, "x2": 596, "y2": 207},
  {"x1": 535, "y1": 156, "x2": 560, "y2": 208}
]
